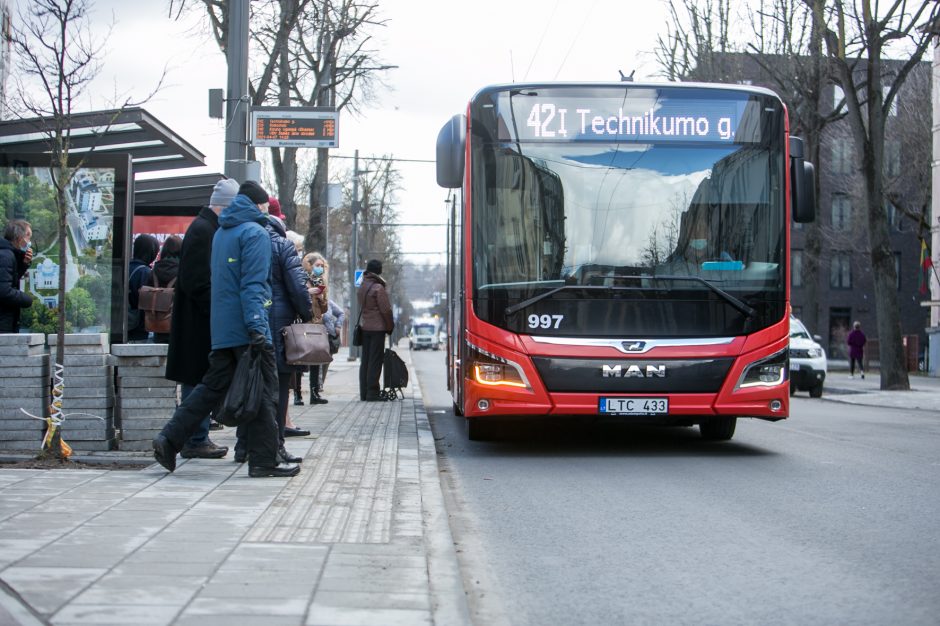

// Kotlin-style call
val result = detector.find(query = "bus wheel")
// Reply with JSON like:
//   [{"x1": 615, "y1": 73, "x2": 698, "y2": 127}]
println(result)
[
  {"x1": 699, "y1": 417, "x2": 736, "y2": 441},
  {"x1": 468, "y1": 418, "x2": 498, "y2": 441}
]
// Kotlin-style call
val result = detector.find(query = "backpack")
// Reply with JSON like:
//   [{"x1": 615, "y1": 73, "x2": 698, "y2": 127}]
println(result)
[
  {"x1": 380, "y1": 347, "x2": 409, "y2": 400},
  {"x1": 138, "y1": 273, "x2": 176, "y2": 334}
]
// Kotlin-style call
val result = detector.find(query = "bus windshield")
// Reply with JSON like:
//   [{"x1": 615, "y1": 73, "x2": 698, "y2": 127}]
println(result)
[{"x1": 469, "y1": 84, "x2": 787, "y2": 337}]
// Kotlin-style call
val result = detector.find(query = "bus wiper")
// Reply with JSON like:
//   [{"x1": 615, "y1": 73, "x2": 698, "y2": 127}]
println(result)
[
  {"x1": 504, "y1": 285, "x2": 632, "y2": 316},
  {"x1": 503, "y1": 276, "x2": 755, "y2": 319},
  {"x1": 645, "y1": 274, "x2": 755, "y2": 318}
]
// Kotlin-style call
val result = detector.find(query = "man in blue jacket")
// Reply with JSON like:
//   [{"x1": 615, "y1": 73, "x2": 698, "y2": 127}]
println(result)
[{"x1": 153, "y1": 181, "x2": 298, "y2": 478}]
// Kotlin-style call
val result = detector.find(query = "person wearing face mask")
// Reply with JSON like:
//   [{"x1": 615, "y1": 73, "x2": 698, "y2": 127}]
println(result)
[
  {"x1": 301, "y1": 252, "x2": 330, "y2": 404},
  {"x1": 0, "y1": 219, "x2": 34, "y2": 333},
  {"x1": 660, "y1": 212, "x2": 733, "y2": 275}
]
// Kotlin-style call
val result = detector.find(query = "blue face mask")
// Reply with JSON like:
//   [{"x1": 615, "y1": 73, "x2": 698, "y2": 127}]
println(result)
[
  {"x1": 20, "y1": 241, "x2": 31, "y2": 253},
  {"x1": 312, "y1": 266, "x2": 324, "y2": 277},
  {"x1": 689, "y1": 239, "x2": 708, "y2": 251}
]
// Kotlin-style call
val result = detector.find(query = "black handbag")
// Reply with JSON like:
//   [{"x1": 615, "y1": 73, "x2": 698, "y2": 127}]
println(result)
[
  {"x1": 218, "y1": 345, "x2": 264, "y2": 426},
  {"x1": 352, "y1": 284, "x2": 375, "y2": 347},
  {"x1": 328, "y1": 331, "x2": 341, "y2": 354}
]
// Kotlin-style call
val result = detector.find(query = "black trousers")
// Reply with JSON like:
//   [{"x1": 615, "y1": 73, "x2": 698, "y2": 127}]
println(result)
[
  {"x1": 359, "y1": 330, "x2": 386, "y2": 400},
  {"x1": 160, "y1": 344, "x2": 279, "y2": 467}
]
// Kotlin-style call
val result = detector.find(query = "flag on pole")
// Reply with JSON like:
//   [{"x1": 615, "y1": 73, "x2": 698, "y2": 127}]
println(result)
[{"x1": 919, "y1": 239, "x2": 933, "y2": 295}]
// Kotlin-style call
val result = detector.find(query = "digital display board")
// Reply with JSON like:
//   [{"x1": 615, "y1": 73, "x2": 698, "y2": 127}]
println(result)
[
  {"x1": 251, "y1": 107, "x2": 339, "y2": 148},
  {"x1": 494, "y1": 89, "x2": 766, "y2": 144}
]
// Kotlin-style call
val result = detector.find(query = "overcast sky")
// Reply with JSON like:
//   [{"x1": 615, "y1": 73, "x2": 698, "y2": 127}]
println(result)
[{"x1": 10, "y1": 0, "x2": 671, "y2": 262}]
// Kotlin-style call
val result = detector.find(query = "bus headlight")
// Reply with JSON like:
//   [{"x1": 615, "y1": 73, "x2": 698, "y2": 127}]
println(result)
[
  {"x1": 467, "y1": 342, "x2": 530, "y2": 389},
  {"x1": 737, "y1": 348, "x2": 788, "y2": 389}
]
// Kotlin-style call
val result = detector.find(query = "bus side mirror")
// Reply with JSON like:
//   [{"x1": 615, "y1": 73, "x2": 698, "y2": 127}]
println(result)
[
  {"x1": 436, "y1": 114, "x2": 466, "y2": 189},
  {"x1": 790, "y1": 137, "x2": 816, "y2": 223}
]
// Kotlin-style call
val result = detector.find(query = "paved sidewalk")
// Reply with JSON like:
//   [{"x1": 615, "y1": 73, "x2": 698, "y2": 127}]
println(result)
[
  {"x1": 813, "y1": 370, "x2": 940, "y2": 412},
  {"x1": 0, "y1": 348, "x2": 470, "y2": 626}
]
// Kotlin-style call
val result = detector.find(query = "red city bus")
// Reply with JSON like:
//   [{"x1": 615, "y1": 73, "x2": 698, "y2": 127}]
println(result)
[{"x1": 436, "y1": 82, "x2": 816, "y2": 441}]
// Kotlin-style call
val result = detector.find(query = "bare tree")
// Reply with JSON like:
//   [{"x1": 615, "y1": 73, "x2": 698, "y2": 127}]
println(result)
[
  {"x1": 814, "y1": 0, "x2": 939, "y2": 390},
  {"x1": 9, "y1": 0, "x2": 162, "y2": 458},
  {"x1": 170, "y1": 0, "x2": 395, "y2": 248},
  {"x1": 656, "y1": 0, "x2": 847, "y2": 336}
]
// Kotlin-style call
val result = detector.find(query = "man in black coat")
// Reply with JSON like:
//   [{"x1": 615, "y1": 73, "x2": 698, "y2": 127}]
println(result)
[
  {"x1": 0, "y1": 219, "x2": 33, "y2": 333},
  {"x1": 164, "y1": 178, "x2": 239, "y2": 458}
]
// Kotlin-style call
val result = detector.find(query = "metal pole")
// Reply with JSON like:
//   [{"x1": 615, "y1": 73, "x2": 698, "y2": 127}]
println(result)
[
  {"x1": 224, "y1": 0, "x2": 249, "y2": 180},
  {"x1": 348, "y1": 149, "x2": 360, "y2": 360}
]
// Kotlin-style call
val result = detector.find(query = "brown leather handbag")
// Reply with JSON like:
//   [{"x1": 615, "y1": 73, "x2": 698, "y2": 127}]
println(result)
[{"x1": 282, "y1": 322, "x2": 333, "y2": 365}]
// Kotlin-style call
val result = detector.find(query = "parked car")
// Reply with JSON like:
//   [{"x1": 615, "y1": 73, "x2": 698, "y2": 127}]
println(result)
[{"x1": 789, "y1": 315, "x2": 827, "y2": 397}]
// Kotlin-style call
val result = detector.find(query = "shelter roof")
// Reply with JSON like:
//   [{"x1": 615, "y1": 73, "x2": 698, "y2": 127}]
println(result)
[{"x1": 0, "y1": 107, "x2": 205, "y2": 174}]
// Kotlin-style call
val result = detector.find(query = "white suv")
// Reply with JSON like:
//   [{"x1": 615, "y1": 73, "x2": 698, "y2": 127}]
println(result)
[{"x1": 789, "y1": 316, "x2": 827, "y2": 398}]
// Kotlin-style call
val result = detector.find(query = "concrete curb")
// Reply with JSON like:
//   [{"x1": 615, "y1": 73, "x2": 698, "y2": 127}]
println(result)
[{"x1": 414, "y1": 392, "x2": 472, "y2": 626}]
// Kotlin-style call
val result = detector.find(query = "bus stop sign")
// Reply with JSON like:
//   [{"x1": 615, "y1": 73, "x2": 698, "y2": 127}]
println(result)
[{"x1": 355, "y1": 269, "x2": 364, "y2": 287}]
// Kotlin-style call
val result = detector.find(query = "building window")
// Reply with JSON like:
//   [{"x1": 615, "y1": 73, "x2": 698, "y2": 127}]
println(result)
[
  {"x1": 792, "y1": 250, "x2": 803, "y2": 288},
  {"x1": 832, "y1": 139, "x2": 853, "y2": 175},
  {"x1": 884, "y1": 141, "x2": 901, "y2": 177},
  {"x1": 832, "y1": 84, "x2": 847, "y2": 114},
  {"x1": 884, "y1": 81, "x2": 898, "y2": 117},
  {"x1": 830, "y1": 253, "x2": 852, "y2": 289},
  {"x1": 885, "y1": 201, "x2": 905, "y2": 232},
  {"x1": 831, "y1": 194, "x2": 851, "y2": 231}
]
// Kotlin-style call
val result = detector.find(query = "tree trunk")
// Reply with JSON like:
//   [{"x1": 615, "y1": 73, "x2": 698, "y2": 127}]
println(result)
[
  {"x1": 41, "y1": 180, "x2": 69, "y2": 460},
  {"x1": 271, "y1": 147, "x2": 299, "y2": 230},
  {"x1": 859, "y1": 38, "x2": 909, "y2": 391},
  {"x1": 306, "y1": 148, "x2": 329, "y2": 254}
]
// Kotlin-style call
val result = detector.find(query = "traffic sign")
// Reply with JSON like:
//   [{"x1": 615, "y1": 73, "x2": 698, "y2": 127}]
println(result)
[{"x1": 355, "y1": 269, "x2": 364, "y2": 287}]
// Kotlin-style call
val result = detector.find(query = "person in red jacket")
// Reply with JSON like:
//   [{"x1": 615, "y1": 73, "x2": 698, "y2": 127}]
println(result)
[
  {"x1": 357, "y1": 259, "x2": 394, "y2": 401},
  {"x1": 847, "y1": 321, "x2": 867, "y2": 379}
]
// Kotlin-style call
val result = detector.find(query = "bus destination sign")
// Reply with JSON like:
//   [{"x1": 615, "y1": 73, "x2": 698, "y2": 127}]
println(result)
[{"x1": 251, "y1": 107, "x2": 339, "y2": 148}]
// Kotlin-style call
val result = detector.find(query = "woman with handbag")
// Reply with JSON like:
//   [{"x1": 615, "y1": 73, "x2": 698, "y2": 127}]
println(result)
[
  {"x1": 357, "y1": 259, "x2": 394, "y2": 401},
  {"x1": 258, "y1": 213, "x2": 311, "y2": 464},
  {"x1": 301, "y1": 252, "x2": 332, "y2": 404}
]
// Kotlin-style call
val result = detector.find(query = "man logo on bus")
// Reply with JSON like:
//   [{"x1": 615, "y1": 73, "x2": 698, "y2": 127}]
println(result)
[
  {"x1": 602, "y1": 364, "x2": 667, "y2": 378},
  {"x1": 623, "y1": 341, "x2": 646, "y2": 352}
]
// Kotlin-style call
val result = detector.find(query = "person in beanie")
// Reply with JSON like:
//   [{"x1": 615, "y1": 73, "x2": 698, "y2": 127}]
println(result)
[
  {"x1": 164, "y1": 177, "x2": 239, "y2": 460},
  {"x1": 357, "y1": 258, "x2": 394, "y2": 401},
  {"x1": 0, "y1": 219, "x2": 33, "y2": 333},
  {"x1": 847, "y1": 321, "x2": 867, "y2": 379},
  {"x1": 268, "y1": 197, "x2": 285, "y2": 220},
  {"x1": 154, "y1": 180, "x2": 298, "y2": 478}
]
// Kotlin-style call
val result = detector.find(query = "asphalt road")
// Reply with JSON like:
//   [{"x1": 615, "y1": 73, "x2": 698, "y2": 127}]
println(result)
[{"x1": 412, "y1": 350, "x2": 940, "y2": 626}]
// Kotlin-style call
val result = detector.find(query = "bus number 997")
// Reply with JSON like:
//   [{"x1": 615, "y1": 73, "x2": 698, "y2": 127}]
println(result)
[{"x1": 528, "y1": 314, "x2": 563, "y2": 330}]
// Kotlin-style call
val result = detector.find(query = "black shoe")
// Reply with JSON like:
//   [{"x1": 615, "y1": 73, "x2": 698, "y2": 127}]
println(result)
[
  {"x1": 310, "y1": 390, "x2": 328, "y2": 405},
  {"x1": 284, "y1": 426, "x2": 311, "y2": 437},
  {"x1": 278, "y1": 446, "x2": 303, "y2": 464},
  {"x1": 249, "y1": 464, "x2": 300, "y2": 478},
  {"x1": 180, "y1": 441, "x2": 228, "y2": 459},
  {"x1": 152, "y1": 435, "x2": 177, "y2": 472},
  {"x1": 233, "y1": 449, "x2": 247, "y2": 463},
  {"x1": 293, "y1": 394, "x2": 304, "y2": 406}
]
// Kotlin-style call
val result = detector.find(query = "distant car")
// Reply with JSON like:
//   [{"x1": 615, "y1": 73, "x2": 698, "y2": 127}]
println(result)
[
  {"x1": 789, "y1": 315, "x2": 827, "y2": 397},
  {"x1": 409, "y1": 320, "x2": 441, "y2": 351}
]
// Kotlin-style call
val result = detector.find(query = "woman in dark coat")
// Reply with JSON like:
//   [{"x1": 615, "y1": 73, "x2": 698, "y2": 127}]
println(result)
[
  {"x1": 150, "y1": 235, "x2": 182, "y2": 344},
  {"x1": 265, "y1": 215, "x2": 312, "y2": 462},
  {"x1": 128, "y1": 234, "x2": 159, "y2": 342},
  {"x1": 0, "y1": 219, "x2": 33, "y2": 333}
]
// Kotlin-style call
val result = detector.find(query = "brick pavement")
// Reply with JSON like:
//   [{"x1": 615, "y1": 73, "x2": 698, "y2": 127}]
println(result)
[{"x1": 0, "y1": 348, "x2": 470, "y2": 626}]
